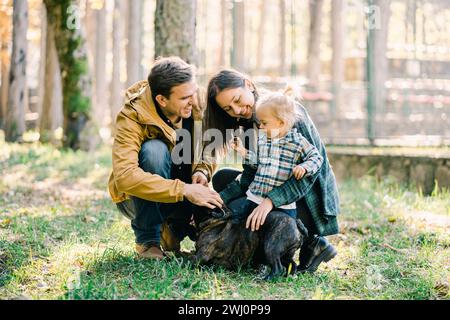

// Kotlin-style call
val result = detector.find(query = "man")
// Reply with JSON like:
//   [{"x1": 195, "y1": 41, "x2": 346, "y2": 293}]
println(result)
[{"x1": 108, "y1": 57, "x2": 222, "y2": 260}]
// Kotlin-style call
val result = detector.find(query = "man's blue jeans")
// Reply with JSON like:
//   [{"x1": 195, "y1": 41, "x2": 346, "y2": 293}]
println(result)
[{"x1": 116, "y1": 139, "x2": 193, "y2": 245}]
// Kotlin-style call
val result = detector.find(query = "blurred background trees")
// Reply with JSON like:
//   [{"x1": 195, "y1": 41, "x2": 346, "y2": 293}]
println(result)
[
  {"x1": 0, "y1": 0, "x2": 449, "y2": 150},
  {"x1": 5, "y1": 0, "x2": 27, "y2": 142}
]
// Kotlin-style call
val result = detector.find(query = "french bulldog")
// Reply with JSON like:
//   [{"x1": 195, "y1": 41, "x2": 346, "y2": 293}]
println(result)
[{"x1": 192, "y1": 205, "x2": 308, "y2": 280}]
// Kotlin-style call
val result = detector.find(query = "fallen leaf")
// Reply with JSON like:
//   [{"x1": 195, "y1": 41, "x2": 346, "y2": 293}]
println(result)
[
  {"x1": 0, "y1": 218, "x2": 12, "y2": 228},
  {"x1": 74, "y1": 258, "x2": 84, "y2": 268},
  {"x1": 434, "y1": 282, "x2": 449, "y2": 298},
  {"x1": 388, "y1": 216, "x2": 397, "y2": 223}
]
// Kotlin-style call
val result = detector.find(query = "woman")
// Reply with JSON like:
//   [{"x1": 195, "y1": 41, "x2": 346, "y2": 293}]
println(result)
[{"x1": 202, "y1": 69, "x2": 340, "y2": 273}]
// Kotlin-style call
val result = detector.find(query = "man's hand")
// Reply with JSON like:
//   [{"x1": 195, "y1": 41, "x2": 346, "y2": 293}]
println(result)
[
  {"x1": 183, "y1": 184, "x2": 223, "y2": 209},
  {"x1": 192, "y1": 171, "x2": 208, "y2": 186},
  {"x1": 293, "y1": 165, "x2": 307, "y2": 180},
  {"x1": 246, "y1": 198, "x2": 274, "y2": 231}
]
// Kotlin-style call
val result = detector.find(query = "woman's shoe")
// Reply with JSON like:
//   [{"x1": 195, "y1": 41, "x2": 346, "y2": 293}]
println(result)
[{"x1": 297, "y1": 236, "x2": 337, "y2": 273}]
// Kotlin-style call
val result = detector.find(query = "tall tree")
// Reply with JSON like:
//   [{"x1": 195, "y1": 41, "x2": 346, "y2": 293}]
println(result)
[
  {"x1": 111, "y1": 0, "x2": 124, "y2": 128},
  {"x1": 0, "y1": 8, "x2": 10, "y2": 130},
  {"x1": 307, "y1": 0, "x2": 324, "y2": 89},
  {"x1": 36, "y1": 3, "x2": 47, "y2": 127},
  {"x1": 94, "y1": 0, "x2": 107, "y2": 127},
  {"x1": 405, "y1": 0, "x2": 417, "y2": 44},
  {"x1": 331, "y1": 0, "x2": 345, "y2": 116},
  {"x1": 366, "y1": 0, "x2": 391, "y2": 144},
  {"x1": 84, "y1": 0, "x2": 96, "y2": 66},
  {"x1": 5, "y1": 0, "x2": 27, "y2": 142},
  {"x1": 154, "y1": 0, "x2": 197, "y2": 64},
  {"x1": 40, "y1": 15, "x2": 63, "y2": 143},
  {"x1": 127, "y1": 0, "x2": 142, "y2": 87},
  {"x1": 256, "y1": 0, "x2": 267, "y2": 72},
  {"x1": 231, "y1": 0, "x2": 245, "y2": 71},
  {"x1": 278, "y1": 0, "x2": 286, "y2": 76},
  {"x1": 218, "y1": 0, "x2": 227, "y2": 67},
  {"x1": 372, "y1": 0, "x2": 390, "y2": 113},
  {"x1": 44, "y1": 0, "x2": 92, "y2": 150}
]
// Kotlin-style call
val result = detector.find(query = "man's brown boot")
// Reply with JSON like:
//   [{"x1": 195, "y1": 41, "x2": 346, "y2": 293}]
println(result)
[
  {"x1": 135, "y1": 243, "x2": 165, "y2": 260},
  {"x1": 160, "y1": 221, "x2": 181, "y2": 252}
]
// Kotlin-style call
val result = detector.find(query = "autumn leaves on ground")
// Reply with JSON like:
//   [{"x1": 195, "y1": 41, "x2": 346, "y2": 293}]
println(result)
[{"x1": 0, "y1": 139, "x2": 449, "y2": 300}]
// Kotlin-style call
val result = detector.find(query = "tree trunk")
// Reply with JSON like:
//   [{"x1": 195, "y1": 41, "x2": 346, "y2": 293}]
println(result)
[
  {"x1": 127, "y1": 0, "x2": 143, "y2": 87},
  {"x1": 40, "y1": 19, "x2": 63, "y2": 143},
  {"x1": 0, "y1": 51, "x2": 8, "y2": 130},
  {"x1": 94, "y1": 0, "x2": 107, "y2": 127},
  {"x1": 372, "y1": 0, "x2": 390, "y2": 114},
  {"x1": 405, "y1": 0, "x2": 417, "y2": 44},
  {"x1": 231, "y1": 0, "x2": 245, "y2": 71},
  {"x1": 367, "y1": 0, "x2": 391, "y2": 144},
  {"x1": 278, "y1": 0, "x2": 286, "y2": 76},
  {"x1": 84, "y1": 0, "x2": 96, "y2": 68},
  {"x1": 331, "y1": 0, "x2": 344, "y2": 117},
  {"x1": 256, "y1": 0, "x2": 267, "y2": 72},
  {"x1": 0, "y1": 10, "x2": 10, "y2": 131},
  {"x1": 5, "y1": 0, "x2": 28, "y2": 142},
  {"x1": 36, "y1": 4, "x2": 47, "y2": 131},
  {"x1": 307, "y1": 0, "x2": 324, "y2": 90},
  {"x1": 44, "y1": 0, "x2": 92, "y2": 150},
  {"x1": 111, "y1": 0, "x2": 124, "y2": 130},
  {"x1": 219, "y1": 0, "x2": 227, "y2": 67},
  {"x1": 154, "y1": 0, "x2": 197, "y2": 64}
]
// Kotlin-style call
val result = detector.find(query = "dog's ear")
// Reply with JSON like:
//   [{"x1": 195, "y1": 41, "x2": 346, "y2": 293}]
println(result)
[
  {"x1": 210, "y1": 205, "x2": 232, "y2": 220},
  {"x1": 296, "y1": 219, "x2": 309, "y2": 238},
  {"x1": 193, "y1": 206, "x2": 212, "y2": 226}
]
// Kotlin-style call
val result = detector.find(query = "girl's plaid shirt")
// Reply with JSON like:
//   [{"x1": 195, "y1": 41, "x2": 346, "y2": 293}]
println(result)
[{"x1": 243, "y1": 128, "x2": 324, "y2": 198}]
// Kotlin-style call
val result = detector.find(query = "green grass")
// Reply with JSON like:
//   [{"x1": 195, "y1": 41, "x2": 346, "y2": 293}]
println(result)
[{"x1": 0, "y1": 140, "x2": 449, "y2": 300}]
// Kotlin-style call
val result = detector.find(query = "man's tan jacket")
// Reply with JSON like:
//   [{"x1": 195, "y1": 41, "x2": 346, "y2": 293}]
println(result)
[{"x1": 108, "y1": 80, "x2": 214, "y2": 204}]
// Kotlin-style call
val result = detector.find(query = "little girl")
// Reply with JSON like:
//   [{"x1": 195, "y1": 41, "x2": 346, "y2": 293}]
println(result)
[{"x1": 219, "y1": 90, "x2": 324, "y2": 230}]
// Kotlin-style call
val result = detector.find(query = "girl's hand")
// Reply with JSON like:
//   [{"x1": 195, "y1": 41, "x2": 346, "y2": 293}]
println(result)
[
  {"x1": 293, "y1": 165, "x2": 307, "y2": 180},
  {"x1": 246, "y1": 198, "x2": 274, "y2": 231}
]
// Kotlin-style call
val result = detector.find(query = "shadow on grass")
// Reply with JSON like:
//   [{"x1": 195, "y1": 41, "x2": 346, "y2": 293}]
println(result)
[
  {"x1": 0, "y1": 199, "x2": 120, "y2": 292},
  {"x1": 1, "y1": 169, "x2": 448, "y2": 299},
  {"x1": 61, "y1": 248, "x2": 233, "y2": 300},
  {"x1": 335, "y1": 178, "x2": 449, "y2": 299}
]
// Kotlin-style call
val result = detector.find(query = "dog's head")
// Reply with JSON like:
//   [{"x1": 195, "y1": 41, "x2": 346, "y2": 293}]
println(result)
[
  {"x1": 192, "y1": 205, "x2": 259, "y2": 270},
  {"x1": 193, "y1": 204, "x2": 233, "y2": 232}
]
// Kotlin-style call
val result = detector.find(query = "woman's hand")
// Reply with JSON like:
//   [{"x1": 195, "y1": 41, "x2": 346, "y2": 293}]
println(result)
[
  {"x1": 231, "y1": 137, "x2": 247, "y2": 157},
  {"x1": 293, "y1": 165, "x2": 307, "y2": 180},
  {"x1": 246, "y1": 198, "x2": 274, "y2": 231},
  {"x1": 192, "y1": 171, "x2": 209, "y2": 186}
]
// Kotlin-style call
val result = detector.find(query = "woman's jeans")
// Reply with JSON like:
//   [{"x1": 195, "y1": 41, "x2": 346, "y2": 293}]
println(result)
[
  {"x1": 212, "y1": 167, "x2": 316, "y2": 234},
  {"x1": 116, "y1": 139, "x2": 193, "y2": 245}
]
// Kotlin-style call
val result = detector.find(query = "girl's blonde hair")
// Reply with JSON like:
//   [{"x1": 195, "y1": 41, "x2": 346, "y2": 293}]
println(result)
[{"x1": 256, "y1": 85, "x2": 302, "y2": 130}]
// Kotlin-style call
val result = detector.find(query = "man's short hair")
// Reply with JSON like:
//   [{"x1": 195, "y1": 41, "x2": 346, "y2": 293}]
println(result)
[{"x1": 148, "y1": 56, "x2": 195, "y2": 103}]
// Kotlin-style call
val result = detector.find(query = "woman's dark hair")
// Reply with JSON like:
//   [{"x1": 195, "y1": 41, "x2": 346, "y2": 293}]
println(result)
[
  {"x1": 204, "y1": 69, "x2": 259, "y2": 152},
  {"x1": 148, "y1": 56, "x2": 195, "y2": 104}
]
